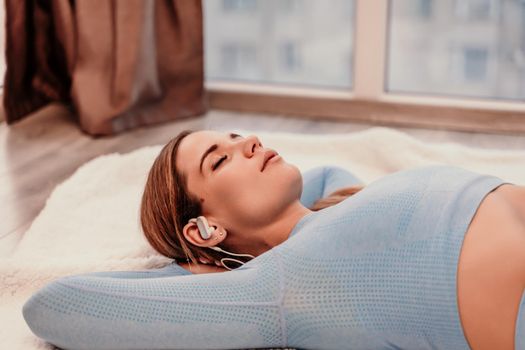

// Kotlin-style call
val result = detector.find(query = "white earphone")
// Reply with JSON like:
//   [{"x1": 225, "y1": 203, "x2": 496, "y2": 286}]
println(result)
[
  {"x1": 188, "y1": 216, "x2": 255, "y2": 270},
  {"x1": 189, "y1": 216, "x2": 216, "y2": 240}
]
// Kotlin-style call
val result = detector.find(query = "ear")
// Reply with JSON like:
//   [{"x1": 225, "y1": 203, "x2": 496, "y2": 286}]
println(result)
[{"x1": 182, "y1": 217, "x2": 227, "y2": 248}]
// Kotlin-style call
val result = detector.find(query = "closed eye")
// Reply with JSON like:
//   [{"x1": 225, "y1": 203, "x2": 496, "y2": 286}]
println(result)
[
  {"x1": 212, "y1": 155, "x2": 227, "y2": 171},
  {"x1": 208, "y1": 133, "x2": 243, "y2": 172}
]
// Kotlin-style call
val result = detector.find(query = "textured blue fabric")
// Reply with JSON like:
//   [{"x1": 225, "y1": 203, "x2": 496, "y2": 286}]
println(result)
[
  {"x1": 22, "y1": 165, "x2": 512, "y2": 350},
  {"x1": 300, "y1": 165, "x2": 364, "y2": 209},
  {"x1": 517, "y1": 289, "x2": 525, "y2": 350}
]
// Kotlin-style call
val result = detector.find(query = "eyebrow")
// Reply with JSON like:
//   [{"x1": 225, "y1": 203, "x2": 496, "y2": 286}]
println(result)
[{"x1": 199, "y1": 133, "x2": 241, "y2": 175}]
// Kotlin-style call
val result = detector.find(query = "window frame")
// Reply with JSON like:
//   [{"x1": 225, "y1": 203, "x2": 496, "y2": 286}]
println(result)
[{"x1": 207, "y1": 0, "x2": 525, "y2": 134}]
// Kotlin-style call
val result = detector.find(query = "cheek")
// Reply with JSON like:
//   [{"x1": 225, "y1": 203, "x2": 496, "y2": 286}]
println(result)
[
  {"x1": 216, "y1": 169, "x2": 255, "y2": 201},
  {"x1": 206, "y1": 173, "x2": 258, "y2": 216},
  {"x1": 235, "y1": 164, "x2": 302, "y2": 206},
  {"x1": 207, "y1": 163, "x2": 301, "y2": 215}
]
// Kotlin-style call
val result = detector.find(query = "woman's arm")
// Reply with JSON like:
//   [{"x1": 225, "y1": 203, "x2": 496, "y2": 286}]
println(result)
[
  {"x1": 63, "y1": 261, "x2": 196, "y2": 278},
  {"x1": 23, "y1": 263, "x2": 278, "y2": 350}
]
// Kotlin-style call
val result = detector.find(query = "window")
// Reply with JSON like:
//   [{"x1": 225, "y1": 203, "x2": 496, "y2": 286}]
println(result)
[
  {"x1": 454, "y1": 0, "x2": 496, "y2": 21},
  {"x1": 463, "y1": 47, "x2": 488, "y2": 81},
  {"x1": 279, "y1": 0, "x2": 297, "y2": 14},
  {"x1": 220, "y1": 44, "x2": 257, "y2": 78},
  {"x1": 418, "y1": 0, "x2": 433, "y2": 18},
  {"x1": 222, "y1": 0, "x2": 257, "y2": 13},
  {"x1": 204, "y1": 0, "x2": 355, "y2": 88},
  {"x1": 388, "y1": 0, "x2": 525, "y2": 100},
  {"x1": 279, "y1": 41, "x2": 301, "y2": 72},
  {"x1": 206, "y1": 0, "x2": 525, "y2": 134}
]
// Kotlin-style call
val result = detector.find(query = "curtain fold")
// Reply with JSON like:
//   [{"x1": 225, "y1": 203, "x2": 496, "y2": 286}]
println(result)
[{"x1": 3, "y1": 0, "x2": 207, "y2": 136}]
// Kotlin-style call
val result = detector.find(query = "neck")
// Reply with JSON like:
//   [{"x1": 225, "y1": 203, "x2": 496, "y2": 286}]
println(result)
[{"x1": 225, "y1": 202, "x2": 313, "y2": 258}]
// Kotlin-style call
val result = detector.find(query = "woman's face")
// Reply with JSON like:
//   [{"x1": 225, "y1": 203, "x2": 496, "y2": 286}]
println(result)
[{"x1": 176, "y1": 130, "x2": 304, "y2": 229}]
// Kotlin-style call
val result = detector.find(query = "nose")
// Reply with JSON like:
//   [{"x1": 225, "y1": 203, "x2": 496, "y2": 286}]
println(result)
[{"x1": 242, "y1": 135, "x2": 262, "y2": 157}]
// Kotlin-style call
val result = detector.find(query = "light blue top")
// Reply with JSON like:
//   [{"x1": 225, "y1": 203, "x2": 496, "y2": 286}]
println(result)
[{"x1": 22, "y1": 165, "x2": 511, "y2": 350}]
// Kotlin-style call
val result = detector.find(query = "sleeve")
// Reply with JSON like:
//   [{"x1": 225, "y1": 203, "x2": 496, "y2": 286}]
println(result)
[
  {"x1": 22, "y1": 254, "x2": 285, "y2": 350},
  {"x1": 300, "y1": 165, "x2": 364, "y2": 208},
  {"x1": 68, "y1": 261, "x2": 193, "y2": 279}
]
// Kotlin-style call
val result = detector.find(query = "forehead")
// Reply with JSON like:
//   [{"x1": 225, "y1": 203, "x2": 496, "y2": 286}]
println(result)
[
  {"x1": 176, "y1": 130, "x2": 227, "y2": 175},
  {"x1": 181, "y1": 130, "x2": 224, "y2": 150}
]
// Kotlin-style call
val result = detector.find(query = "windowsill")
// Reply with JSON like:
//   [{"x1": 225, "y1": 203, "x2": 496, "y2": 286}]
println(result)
[{"x1": 206, "y1": 81, "x2": 525, "y2": 135}]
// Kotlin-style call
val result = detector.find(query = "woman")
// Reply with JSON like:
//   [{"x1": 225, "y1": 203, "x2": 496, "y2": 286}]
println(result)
[
  {"x1": 23, "y1": 130, "x2": 525, "y2": 350},
  {"x1": 141, "y1": 130, "x2": 364, "y2": 274}
]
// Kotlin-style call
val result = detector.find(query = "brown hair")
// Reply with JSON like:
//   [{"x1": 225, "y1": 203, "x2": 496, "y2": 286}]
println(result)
[
  {"x1": 309, "y1": 186, "x2": 364, "y2": 211},
  {"x1": 139, "y1": 130, "x2": 364, "y2": 265}
]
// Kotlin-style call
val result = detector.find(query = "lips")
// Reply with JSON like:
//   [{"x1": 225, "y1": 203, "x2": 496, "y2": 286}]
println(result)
[{"x1": 261, "y1": 150, "x2": 278, "y2": 172}]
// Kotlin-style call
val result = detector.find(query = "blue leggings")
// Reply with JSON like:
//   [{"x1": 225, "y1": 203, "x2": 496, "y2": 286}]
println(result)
[{"x1": 23, "y1": 165, "x2": 363, "y2": 350}]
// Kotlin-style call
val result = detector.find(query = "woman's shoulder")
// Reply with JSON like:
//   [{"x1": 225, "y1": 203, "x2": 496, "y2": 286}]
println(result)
[
  {"x1": 284, "y1": 164, "x2": 505, "y2": 241},
  {"x1": 364, "y1": 164, "x2": 497, "y2": 190},
  {"x1": 373, "y1": 164, "x2": 470, "y2": 181}
]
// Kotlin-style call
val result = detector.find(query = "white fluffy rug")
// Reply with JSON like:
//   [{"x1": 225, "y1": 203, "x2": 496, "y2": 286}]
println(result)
[{"x1": 1, "y1": 126, "x2": 525, "y2": 349}]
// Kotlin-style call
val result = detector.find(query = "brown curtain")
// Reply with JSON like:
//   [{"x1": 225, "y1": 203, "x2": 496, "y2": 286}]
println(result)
[{"x1": 3, "y1": 0, "x2": 207, "y2": 136}]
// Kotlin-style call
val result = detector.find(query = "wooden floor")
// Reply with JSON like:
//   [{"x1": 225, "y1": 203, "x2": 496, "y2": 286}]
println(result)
[{"x1": 1, "y1": 104, "x2": 525, "y2": 255}]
